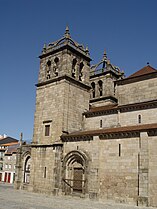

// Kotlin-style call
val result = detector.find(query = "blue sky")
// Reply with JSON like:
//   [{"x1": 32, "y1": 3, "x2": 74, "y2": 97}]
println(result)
[{"x1": 0, "y1": 0, "x2": 157, "y2": 141}]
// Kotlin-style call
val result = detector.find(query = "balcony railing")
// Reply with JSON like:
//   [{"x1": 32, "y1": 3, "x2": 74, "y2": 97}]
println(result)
[{"x1": 90, "y1": 68, "x2": 106, "y2": 76}]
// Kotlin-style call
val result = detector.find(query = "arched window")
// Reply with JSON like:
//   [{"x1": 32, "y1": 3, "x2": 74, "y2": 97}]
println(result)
[
  {"x1": 46, "y1": 60, "x2": 51, "y2": 79},
  {"x1": 98, "y1": 80, "x2": 103, "y2": 96},
  {"x1": 54, "y1": 57, "x2": 59, "y2": 76},
  {"x1": 54, "y1": 57, "x2": 59, "y2": 63},
  {"x1": 47, "y1": 60, "x2": 51, "y2": 67},
  {"x1": 91, "y1": 82, "x2": 95, "y2": 98},
  {"x1": 79, "y1": 62, "x2": 84, "y2": 81},
  {"x1": 72, "y1": 58, "x2": 77, "y2": 78},
  {"x1": 24, "y1": 156, "x2": 31, "y2": 184},
  {"x1": 138, "y1": 115, "x2": 141, "y2": 124}
]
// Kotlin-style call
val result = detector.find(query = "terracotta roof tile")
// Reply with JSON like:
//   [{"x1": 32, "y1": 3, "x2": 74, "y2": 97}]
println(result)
[
  {"x1": 0, "y1": 137, "x2": 18, "y2": 145},
  {"x1": 88, "y1": 104, "x2": 117, "y2": 113},
  {"x1": 128, "y1": 65, "x2": 156, "y2": 78},
  {"x1": 62, "y1": 123, "x2": 157, "y2": 138},
  {"x1": 2, "y1": 142, "x2": 18, "y2": 146},
  {"x1": 116, "y1": 65, "x2": 157, "y2": 85},
  {"x1": 85, "y1": 100, "x2": 157, "y2": 116}
]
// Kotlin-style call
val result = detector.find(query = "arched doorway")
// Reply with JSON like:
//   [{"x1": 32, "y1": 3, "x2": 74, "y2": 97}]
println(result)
[
  {"x1": 24, "y1": 156, "x2": 31, "y2": 184},
  {"x1": 62, "y1": 151, "x2": 88, "y2": 195}
]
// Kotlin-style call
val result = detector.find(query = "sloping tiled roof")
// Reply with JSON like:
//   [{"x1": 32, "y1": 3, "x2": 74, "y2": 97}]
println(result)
[
  {"x1": 2, "y1": 142, "x2": 18, "y2": 146},
  {"x1": 85, "y1": 100, "x2": 157, "y2": 117},
  {"x1": 84, "y1": 104, "x2": 118, "y2": 117},
  {"x1": 61, "y1": 123, "x2": 157, "y2": 138},
  {"x1": 116, "y1": 65, "x2": 157, "y2": 85},
  {"x1": 128, "y1": 65, "x2": 156, "y2": 78},
  {"x1": 0, "y1": 137, "x2": 18, "y2": 145},
  {"x1": 88, "y1": 104, "x2": 118, "y2": 113}
]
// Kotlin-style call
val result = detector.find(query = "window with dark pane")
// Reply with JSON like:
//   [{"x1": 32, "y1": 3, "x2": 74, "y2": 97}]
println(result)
[
  {"x1": 44, "y1": 167, "x2": 47, "y2": 178},
  {"x1": 119, "y1": 144, "x2": 121, "y2": 157},
  {"x1": 100, "y1": 119, "x2": 102, "y2": 128},
  {"x1": 45, "y1": 125, "x2": 50, "y2": 136},
  {"x1": 138, "y1": 115, "x2": 141, "y2": 124}
]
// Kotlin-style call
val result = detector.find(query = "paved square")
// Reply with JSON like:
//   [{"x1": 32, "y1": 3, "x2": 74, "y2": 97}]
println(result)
[{"x1": 0, "y1": 183, "x2": 156, "y2": 209}]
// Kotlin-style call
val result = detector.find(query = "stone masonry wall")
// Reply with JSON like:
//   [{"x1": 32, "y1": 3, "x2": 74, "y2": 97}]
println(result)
[
  {"x1": 33, "y1": 81, "x2": 65, "y2": 144},
  {"x1": 84, "y1": 114, "x2": 118, "y2": 130},
  {"x1": 137, "y1": 132, "x2": 149, "y2": 206},
  {"x1": 14, "y1": 145, "x2": 31, "y2": 190},
  {"x1": 30, "y1": 145, "x2": 62, "y2": 194},
  {"x1": 84, "y1": 107, "x2": 157, "y2": 132},
  {"x1": 99, "y1": 137, "x2": 139, "y2": 205},
  {"x1": 120, "y1": 108, "x2": 157, "y2": 126},
  {"x1": 33, "y1": 79, "x2": 90, "y2": 144},
  {"x1": 116, "y1": 77, "x2": 157, "y2": 105},
  {"x1": 148, "y1": 135, "x2": 157, "y2": 207},
  {"x1": 38, "y1": 49, "x2": 90, "y2": 85},
  {"x1": 63, "y1": 137, "x2": 100, "y2": 198},
  {"x1": 90, "y1": 74, "x2": 116, "y2": 99},
  {"x1": 62, "y1": 80, "x2": 90, "y2": 134},
  {"x1": 63, "y1": 136, "x2": 140, "y2": 205}
]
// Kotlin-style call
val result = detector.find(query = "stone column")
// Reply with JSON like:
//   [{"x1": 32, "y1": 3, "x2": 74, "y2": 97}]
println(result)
[
  {"x1": 14, "y1": 146, "x2": 23, "y2": 189},
  {"x1": 137, "y1": 132, "x2": 149, "y2": 206}
]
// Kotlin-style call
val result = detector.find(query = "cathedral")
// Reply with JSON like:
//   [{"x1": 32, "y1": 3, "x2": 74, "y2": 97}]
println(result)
[{"x1": 15, "y1": 27, "x2": 157, "y2": 207}]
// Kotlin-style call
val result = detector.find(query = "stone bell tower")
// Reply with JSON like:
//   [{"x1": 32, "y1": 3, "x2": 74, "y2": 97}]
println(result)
[
  {"x1": 90, "y1": 50, "x2": 124, "y2": 107},
  {"x1": 33, "y1": 26, "x2": 91, "y2": 145}
]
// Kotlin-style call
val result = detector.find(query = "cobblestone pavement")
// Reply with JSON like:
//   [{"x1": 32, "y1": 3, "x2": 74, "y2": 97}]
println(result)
[{"x1": 0, "y1": 183, "x2": 156, "y2": 209}]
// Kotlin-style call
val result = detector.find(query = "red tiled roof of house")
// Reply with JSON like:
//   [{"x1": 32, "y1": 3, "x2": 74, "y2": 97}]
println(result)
[
  {"x1": 0, "y1": 137, "x2": 18, "y2": 145},
  {"x1": 2, "y1": 142, "x2": 18, "y2": 146}
]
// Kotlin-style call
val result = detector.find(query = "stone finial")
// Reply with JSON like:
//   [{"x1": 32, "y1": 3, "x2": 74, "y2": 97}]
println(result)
[
  {"x1": 43, "y1": 43, "x2": 46, "y2": 49},
  {"x1": 85, "y1": 46, "x2": 90, "y2": 55},
  {"x1": 102, "y1": 49, "x2": 108, "y2": 69},
  {"x1": 103, "y1": 49, "x2": 107, "y2": 60},
  {"x1": 20, "y1": 132, "x2": 23, "y2": 146},
  {"x1": 107, "y1": 59, "x2": 110, "y2": 64},
  {"x1": 42, "y1": 43, "x2": 47, "y2": 53},
  {"x1": 64, "y1": 25, "x2": 71, "y2": 38}
]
